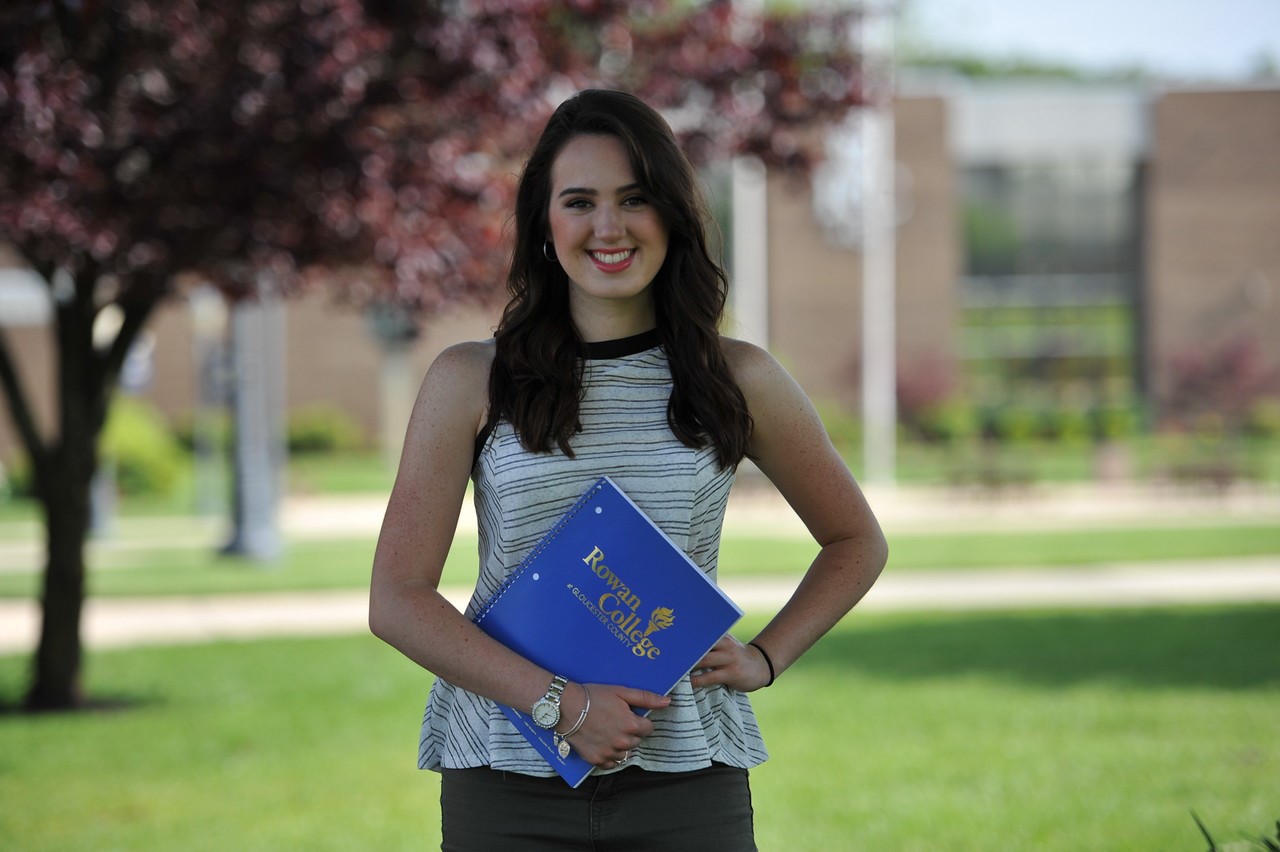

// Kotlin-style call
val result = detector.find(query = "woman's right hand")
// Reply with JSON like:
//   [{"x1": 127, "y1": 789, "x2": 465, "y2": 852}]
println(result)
[{"x1": 560, "y1": 683, "x2": 670, "y2": 768}]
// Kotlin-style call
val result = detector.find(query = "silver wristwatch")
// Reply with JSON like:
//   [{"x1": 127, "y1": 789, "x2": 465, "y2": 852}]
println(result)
[{"x1": 531, "y1": 674, "x2": 568, "y2": 729}]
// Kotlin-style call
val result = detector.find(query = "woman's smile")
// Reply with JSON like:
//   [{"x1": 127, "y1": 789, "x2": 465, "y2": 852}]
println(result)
[{"x1": 589, "y1": 248, "x2": 637, "y2": 270}]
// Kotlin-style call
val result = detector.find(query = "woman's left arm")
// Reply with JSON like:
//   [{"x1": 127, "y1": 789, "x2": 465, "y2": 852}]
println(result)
[{"x1": 690, "y1": 341, "x2": 889, "y2": 692}]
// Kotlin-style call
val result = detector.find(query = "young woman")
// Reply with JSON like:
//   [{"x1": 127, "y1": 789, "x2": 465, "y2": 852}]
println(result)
[{"x1": 370, "y1": 89, "x2": 887, "y2": 851}]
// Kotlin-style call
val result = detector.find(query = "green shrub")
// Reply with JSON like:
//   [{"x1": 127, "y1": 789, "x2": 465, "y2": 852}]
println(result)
[
  {"x1": 1041, "y1": 407, "x2": 1092, "y2": 444},
  {"x1": 814, "y1": 401, "x2": 862, "y2": 451},
  {"x1": 1090, "y1": 405, "x2": 1141, "y2": 442},
  {"x1": 988, "y1": 405, "x2": 1040, "y2": 444},
  {"x1": 101, "y1": 397, "x2": 186, "y2": 497},
  {"x1": 0, "y1": 456, "x2": 35, "y2": 500},
  {"x1": 1244, "y1": 398, "x2": 1280, "y2": 440},
  {"x1": 171, "y1": 410, "x2": 233, "y2": 454},
  {"x1": 916, "y1": 399, "x2": 979, "y2": 444},
  {"x1": 1191, "y1": 410, "x2": 1230, "y2": 443},
  {"x1": 286, "y1": 405, "x2": 365, "y2": 455}
]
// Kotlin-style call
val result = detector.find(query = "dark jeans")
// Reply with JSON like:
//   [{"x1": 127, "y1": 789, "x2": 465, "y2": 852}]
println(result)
[{"x1": 439, "y1": 763, "x2": 757, "y2": 851}]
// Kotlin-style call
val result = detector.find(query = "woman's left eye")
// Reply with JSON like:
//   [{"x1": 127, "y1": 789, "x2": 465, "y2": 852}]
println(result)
[{"x1": 622, "y1": 195, "x2": 648, "y2": 207}]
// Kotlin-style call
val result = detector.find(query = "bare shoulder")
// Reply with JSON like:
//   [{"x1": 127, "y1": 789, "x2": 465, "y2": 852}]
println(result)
[
  {"x1": 429, "y1": 338, "x2": 496, "y2": 382},
  {"x1": 722, "y1": 337, "x2": 785, "y2": 387},
  {"x1": 721, "y1": 336, "x2": 802, "y2": 403},
  {"x1": 411, "y1": 339, "x2": 495, "y2": 437},
  {"x1": 422, "y1": 339, "x2": 494, "y2": 398}
]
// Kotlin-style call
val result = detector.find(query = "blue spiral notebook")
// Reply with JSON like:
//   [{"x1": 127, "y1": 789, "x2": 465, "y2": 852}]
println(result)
[{"x1": 472, "y1": 476, "x2": 744, "y2": 787}]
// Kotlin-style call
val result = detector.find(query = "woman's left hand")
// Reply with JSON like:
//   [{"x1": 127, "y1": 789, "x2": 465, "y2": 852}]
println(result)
[{"x1": 689, "y1": 634, "x2": 772, "y2": 692}]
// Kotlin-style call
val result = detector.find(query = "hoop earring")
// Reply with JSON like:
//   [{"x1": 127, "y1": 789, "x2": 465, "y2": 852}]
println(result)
[{"x1": 542, "y1": 240, "x2": 558, "y2": 263}]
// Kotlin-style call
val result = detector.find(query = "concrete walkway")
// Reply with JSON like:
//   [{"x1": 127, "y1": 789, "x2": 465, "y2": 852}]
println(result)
[
  {"x1": 2, "y1": 482, "x2": 1279, "y2": 655},
  {"x1": 3, "y1": 558, "x2": 1280, "y2": 655}
]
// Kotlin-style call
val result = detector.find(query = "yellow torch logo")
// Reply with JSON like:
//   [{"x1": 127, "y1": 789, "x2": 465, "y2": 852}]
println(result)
[{"x1": 645, "y1": 607, "x2": 675, "y2": 638}]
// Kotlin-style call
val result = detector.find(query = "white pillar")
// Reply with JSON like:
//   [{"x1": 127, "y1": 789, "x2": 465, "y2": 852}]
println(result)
[
  {"x1": 223, "y1": 282, "x2": 286, "y2": 561},
  {"x1": 379, "y1": 341, "x2": 415, "y2": 472},
  {"x1": 731, "y1": 156, "x2": 770, "y2": 347},
  {"x1": 859, "y1": 6, "x2": 898, "y2": 485}
]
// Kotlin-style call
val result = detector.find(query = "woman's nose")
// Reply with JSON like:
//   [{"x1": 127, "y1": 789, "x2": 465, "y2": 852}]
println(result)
[{"x1": 593, "y1": 205, "x2": 624, "y2": 240}]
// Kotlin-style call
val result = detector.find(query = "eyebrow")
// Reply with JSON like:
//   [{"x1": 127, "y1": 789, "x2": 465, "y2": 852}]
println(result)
[{"x1": 556, "y1": 182, "x2": 643, "y2": 198}]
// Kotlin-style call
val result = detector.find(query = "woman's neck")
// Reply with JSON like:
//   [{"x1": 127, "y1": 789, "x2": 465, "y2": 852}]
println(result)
[{"x1": 570, "y1": 299, "x2": 657, "y2": 343}]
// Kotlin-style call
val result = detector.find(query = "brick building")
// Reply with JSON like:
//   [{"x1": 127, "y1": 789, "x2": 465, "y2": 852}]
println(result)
[{"x1": 767, "y1": 79, "x2": 1279, "y2": 429}]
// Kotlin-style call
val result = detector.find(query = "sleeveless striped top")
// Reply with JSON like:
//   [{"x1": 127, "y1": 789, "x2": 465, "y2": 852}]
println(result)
[{"x1": 417, "y1": 329, "x2": 769, "y2": 777}]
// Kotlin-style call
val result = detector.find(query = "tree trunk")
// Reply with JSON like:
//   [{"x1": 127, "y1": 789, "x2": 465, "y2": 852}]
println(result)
[
  {"x1": 23, "y1": 282, "x2": 103, "y2": 711},
  {"x1": 16, "y1": 273, "x2": 156, "y2": 712},
  {"x1": 26, "y1": 454, "x2": 93, "y2": 710}
]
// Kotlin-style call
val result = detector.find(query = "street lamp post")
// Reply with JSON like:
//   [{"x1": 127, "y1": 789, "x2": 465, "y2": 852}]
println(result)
[
  {"x1": 859, "y1": 2, "x2": 898, "y2": 486},
  {"x1": 221, "y1": 279, "x2": 286, "y2": 562}
]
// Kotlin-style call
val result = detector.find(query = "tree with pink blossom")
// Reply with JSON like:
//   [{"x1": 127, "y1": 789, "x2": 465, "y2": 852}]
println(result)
[{"x1": 0, "y1": 0, "x2": 863, "y2": 710}]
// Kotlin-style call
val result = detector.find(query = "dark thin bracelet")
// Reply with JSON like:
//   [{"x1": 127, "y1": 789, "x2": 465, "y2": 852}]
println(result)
[{"x1": 748, "y1": 642, "x2": 776, "y2": 687}]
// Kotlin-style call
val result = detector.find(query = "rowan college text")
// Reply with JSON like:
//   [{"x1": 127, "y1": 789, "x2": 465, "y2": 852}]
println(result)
[{"x1": 573, "y1": 545, "x2": 676, "y2": 659}]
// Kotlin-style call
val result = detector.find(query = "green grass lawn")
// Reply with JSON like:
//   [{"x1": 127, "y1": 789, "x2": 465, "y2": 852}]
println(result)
[
  {"x1": 1, "y1": 605, "x2": 1276, "y2": 850},
  {"x1": 3, "y1": 521, "x2": 1280, "y2": 600},
  {"x1": 286, "y1": 451, "x2": 396, "y2": 495}
]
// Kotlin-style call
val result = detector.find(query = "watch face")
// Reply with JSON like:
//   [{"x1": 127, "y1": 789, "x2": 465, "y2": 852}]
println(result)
[{"x1": 532, "y1": 699, "x2": 559, "y2": 728}]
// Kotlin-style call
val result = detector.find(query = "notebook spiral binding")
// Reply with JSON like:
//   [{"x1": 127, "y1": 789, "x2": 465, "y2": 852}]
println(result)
[{"x1": 471, "y1": 477, "x2": 608, "y2": 625}]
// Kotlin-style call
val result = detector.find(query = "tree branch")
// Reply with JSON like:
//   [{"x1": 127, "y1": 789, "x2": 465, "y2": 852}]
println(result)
[
  {"x1": 0, "y1": 326, "x2": 50, "y2": 476},
  {"x1": 98, "y1": 290, "x2": 159, "y2": 389},
  {"x1": 49, "y1": 0, "x2": 80, "y2": 47}
]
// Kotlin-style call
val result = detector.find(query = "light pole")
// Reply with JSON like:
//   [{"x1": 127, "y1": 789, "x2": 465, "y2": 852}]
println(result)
[
  {"x1": 858, "y1": 2, "x2": 898, "y2": 486},
  {"x1": 221, "y1": 277, "x2": 286, "y2": 562},
  {"x1": 813, "y1": 2, "x2": 900, "y2": 484}
]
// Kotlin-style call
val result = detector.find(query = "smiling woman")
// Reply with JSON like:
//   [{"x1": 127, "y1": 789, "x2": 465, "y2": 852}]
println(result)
[{"x1": 368, "y1": 89, "x2": 887, "y2": 851}]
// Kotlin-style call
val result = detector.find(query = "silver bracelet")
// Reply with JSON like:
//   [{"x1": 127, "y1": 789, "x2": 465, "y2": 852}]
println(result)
[{"x1": 554, "y1": 684, "x2": 590, "y2": 758}]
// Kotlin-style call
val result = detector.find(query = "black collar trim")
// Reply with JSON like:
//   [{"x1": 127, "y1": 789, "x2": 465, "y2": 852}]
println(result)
[{"x1": 576, "y1": 328, "x2": 662, "y2": 360}]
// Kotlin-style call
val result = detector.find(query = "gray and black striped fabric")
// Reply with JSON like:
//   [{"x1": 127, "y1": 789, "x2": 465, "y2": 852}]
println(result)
[{"x1": 418, "y1": 335, "x2": 768, "y2": 778}]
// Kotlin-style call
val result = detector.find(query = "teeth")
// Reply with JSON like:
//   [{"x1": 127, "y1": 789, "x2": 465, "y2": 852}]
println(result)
[{"x1": 592, "y1": 250, "x2": 632, "y2": 264}]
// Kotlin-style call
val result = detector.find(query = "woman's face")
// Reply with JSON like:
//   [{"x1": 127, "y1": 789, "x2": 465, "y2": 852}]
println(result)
[{"x1": 547, "y1": 134, "x2": 669, "y2": 322}]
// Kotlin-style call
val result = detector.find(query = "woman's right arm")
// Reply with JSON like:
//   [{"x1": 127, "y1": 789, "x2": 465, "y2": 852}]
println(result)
[
  {"x1": 367, "y1": 342, "x2": 665, "y2": 766},
  {"x1": 369, "y1": 342, "x2": 523, "y2": 694}
]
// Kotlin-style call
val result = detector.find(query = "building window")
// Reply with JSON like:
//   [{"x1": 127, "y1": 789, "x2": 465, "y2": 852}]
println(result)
[{"x1": 959, "y1": 157, "x2": 1142, "y2": 406}]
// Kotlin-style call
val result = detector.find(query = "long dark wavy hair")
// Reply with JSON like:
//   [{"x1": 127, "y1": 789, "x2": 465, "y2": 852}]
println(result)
[{"x1": 488, "y1": 89, "x2": 752, "y2": 469}]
